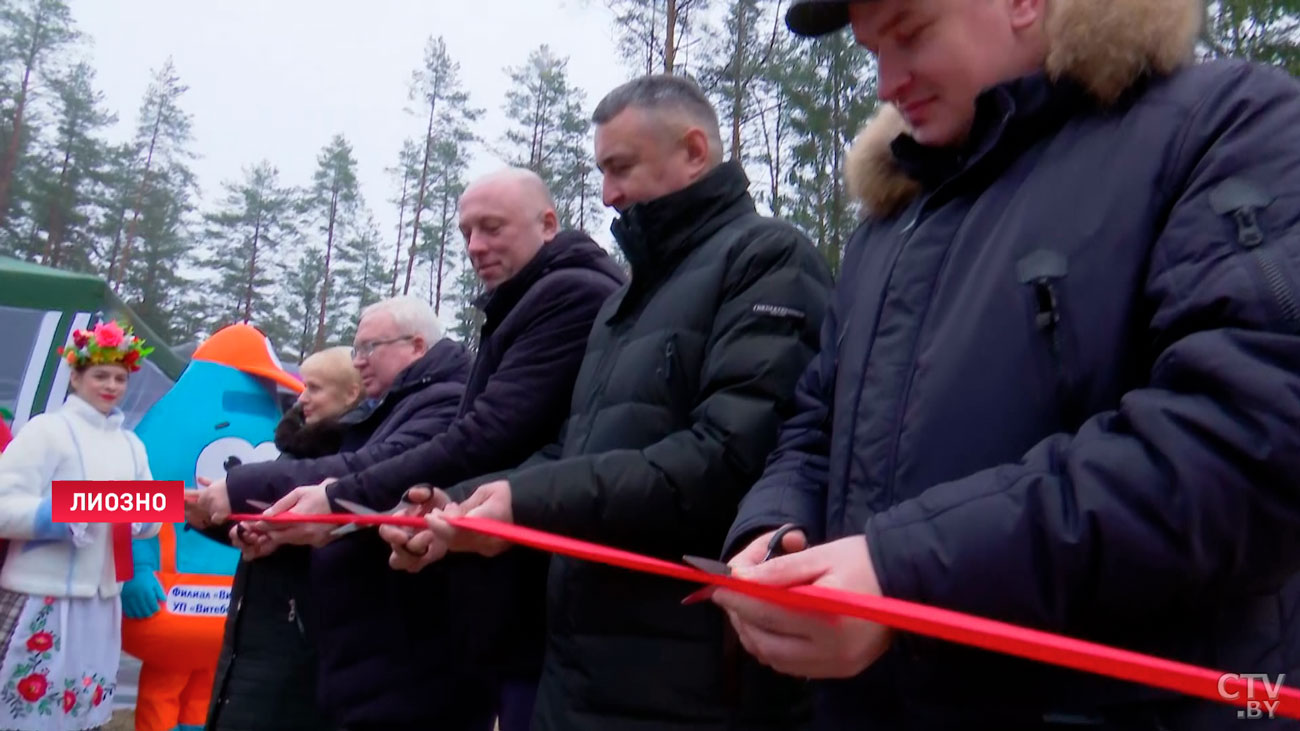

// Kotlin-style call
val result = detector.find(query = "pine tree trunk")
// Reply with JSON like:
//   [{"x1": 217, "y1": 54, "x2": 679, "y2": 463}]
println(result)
[
  {"x1": 434, "y1": 183, "x2": 451, "y2": 315},
  {"x1": 111, "y1": 105, "x2": 164, "y2": 291},
  {"x1": 390, "y1": 168, "x2": 410, "y2": 296},
  {"x1": 730, "y1": 3, "x2": 745, "y2": 160},
  {"x1": 647, "y1": 0, "x2": 659, "y2": 75},
  {"x1": 103, "y1": 203, "x2": 128, "y2": 278},
  {"x1": 243, "y1": 210, "x2": 263, "y2": 323},
  {"x1": 361, "y1": 243, "x2": 372, "y2": 309},
  {"x1": 403, "y1": 97, "x2": 439, "y2": 294},
  {"x1": 43, "y1": 144, "x2": 73, "y2": 266},
  {"x1": 665, "y1": 0, "x2": 678, "y2": 74},
  {"x1": 315, "y1": 185, "x2": 339, "y2": 349},
  {"x1": 531, "y1": 92, "x2": 544, "y2": 170},
  {"x1": 0, "y1": 22, "x2": 42, "y2": 227}
]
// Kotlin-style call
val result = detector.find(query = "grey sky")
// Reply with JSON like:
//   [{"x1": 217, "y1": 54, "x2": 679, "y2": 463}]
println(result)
[{"x1": 72, "y1": 0, "x2": 631, "y2": 264}]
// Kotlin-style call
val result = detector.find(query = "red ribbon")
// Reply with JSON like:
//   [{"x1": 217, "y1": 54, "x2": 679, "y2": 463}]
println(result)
[
  {"x1": 227, "y1": 510, "x2": 1300, "y2": 719},
  {"x1": 111, "y1": 523, "x2": 133, "y2": 582}
]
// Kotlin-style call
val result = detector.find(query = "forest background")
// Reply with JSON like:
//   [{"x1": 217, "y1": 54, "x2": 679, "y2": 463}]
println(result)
[{"x1": 1, "y1": 0, "x2": 1295, "y2": 359}]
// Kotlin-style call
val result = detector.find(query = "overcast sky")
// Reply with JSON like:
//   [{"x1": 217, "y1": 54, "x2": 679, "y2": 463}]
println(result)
[{"x1": 72, "y1": 0, "x2": 633, "y2": 254}]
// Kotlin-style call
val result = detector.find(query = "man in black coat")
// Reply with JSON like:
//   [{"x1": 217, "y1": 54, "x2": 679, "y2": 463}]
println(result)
[
  {"x1": 711, "y1": 1, "x2": 1300, "y2": 729},
  {"x1": 244, "y1": 168, "x2": 625, "y2": 730},
  {"x1": 189, "y1": 296, "x2": 470, "y2": 728},
  {"x1": 384, "y1": 75, "x2": 835, "y2": 731}
]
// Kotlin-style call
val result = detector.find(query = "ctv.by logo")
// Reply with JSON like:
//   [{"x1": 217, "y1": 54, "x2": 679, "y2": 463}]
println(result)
[{"x1": 1219, "y1": 673, "x2": 1286, "y2": 720}]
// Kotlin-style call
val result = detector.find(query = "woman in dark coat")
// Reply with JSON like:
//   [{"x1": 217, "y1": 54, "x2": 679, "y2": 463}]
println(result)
[{"x1": 204, "y1": 347, "x2": 362, "y2": 731}]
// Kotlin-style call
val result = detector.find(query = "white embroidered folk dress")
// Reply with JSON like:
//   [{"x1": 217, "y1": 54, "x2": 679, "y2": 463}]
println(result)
[{"x1": 0, "y1": 394, "x2": 159, "y2": 731}]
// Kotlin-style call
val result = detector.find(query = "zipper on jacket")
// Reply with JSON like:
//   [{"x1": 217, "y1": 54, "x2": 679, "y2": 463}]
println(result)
[
  {"x1": 288, "y1": 597, "x2": 305, "y2": 636},
  {"x1": 1210, "y1": 178, "x2": 1300, "y2": 331},
  {"x1": 659, "y1": 336, "x2": 677, "y2": 382},
  {"x1": 1017, "y1": 250, "x2": 1078, "y2": 424},
  {"x1": 1231, "y1": 206, "x2": 1300, "y2": 327}
]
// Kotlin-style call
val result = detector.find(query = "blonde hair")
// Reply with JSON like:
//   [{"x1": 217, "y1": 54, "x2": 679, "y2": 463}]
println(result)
[{"x1": 301, "y1": 346, "x2": 362, "y2": 392}]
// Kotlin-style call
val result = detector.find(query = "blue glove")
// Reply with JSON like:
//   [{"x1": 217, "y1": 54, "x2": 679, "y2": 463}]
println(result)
[
  {"x1": 31, "y1": 497, "x2": 70, "y2": 541},
  {"x1": 121, "y1": 535, "x2": 164, "y2": 619},
  {"x1": 121, "y1": 571, "x2": 165, "y2": 618}
]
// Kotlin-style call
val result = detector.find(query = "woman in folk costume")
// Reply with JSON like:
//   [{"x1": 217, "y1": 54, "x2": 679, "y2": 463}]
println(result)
[{"x1": 0, "y1": 320, "x2": 161, "y2": 730}]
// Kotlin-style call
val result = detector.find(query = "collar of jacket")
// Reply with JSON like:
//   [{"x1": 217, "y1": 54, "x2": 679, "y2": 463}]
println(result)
[
  {"x1": 62, "y1": 393, "x2": 125, "y2": 431},
  {"x1": 611, "y1": 159, "x2": 755, "y2": 280},
  {"x1": 889, "y1": 72, "x2": 1088, "y2": 191},
  {"x1": 273, "y1": 404, "x2": 350, "y2": 458},
  {"x1": 846, "y1": 0, "x2": 1203, "y2": 218},
  {"x1": 475, "y1": 230, "x2": 607, "y2": 333}
]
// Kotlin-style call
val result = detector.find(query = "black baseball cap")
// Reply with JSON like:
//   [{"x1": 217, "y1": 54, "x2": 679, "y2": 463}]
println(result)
[{"x1": 785, "y1": 0, "x2": 858, "y2": 37}]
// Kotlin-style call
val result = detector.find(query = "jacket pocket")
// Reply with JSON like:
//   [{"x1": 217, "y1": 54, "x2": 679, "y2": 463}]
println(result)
[
  {"x1": 656, "y1": 333, "x2": 679, "y2": 384},
  {"x1": 1209, "y1": 177, "x2": 1300, "y2": 332},
  {"x1": 1017, "y1": 250, "x2": 1082, "y2": 427}
]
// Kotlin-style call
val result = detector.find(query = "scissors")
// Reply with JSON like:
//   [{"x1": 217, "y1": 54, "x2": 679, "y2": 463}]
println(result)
[
  {"x1": 244, "y1": 495, "x2": 419, "y2": 537},
  {"x1": 680, "y1": 523, "x2": 802, "y2": 605},
  {"x1": 333, "y1": 492, "x2": 432, "y2": 537}
]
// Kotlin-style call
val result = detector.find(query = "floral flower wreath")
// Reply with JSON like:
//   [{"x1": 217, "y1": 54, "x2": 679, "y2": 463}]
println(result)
[{"x1": 56, "y1": 320, "x2": 154, "y2": 373}]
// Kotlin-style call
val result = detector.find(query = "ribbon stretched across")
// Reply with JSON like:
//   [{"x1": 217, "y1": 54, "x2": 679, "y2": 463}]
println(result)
[{"x1": 227, "y1": 510, "x2": 1300, "y2": 719}]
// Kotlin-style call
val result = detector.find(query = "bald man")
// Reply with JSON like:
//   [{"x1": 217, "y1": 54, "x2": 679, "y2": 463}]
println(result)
[{"x1": 270, "y1": 168, "x2": 625, "y2": 731}]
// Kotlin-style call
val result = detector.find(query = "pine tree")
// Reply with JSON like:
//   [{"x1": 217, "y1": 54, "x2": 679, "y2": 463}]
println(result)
[
  {"x1": 700, "y1": 0, "x2": 783, "y2": 162},
  {"x1": 120, "y1": 164, "x2": 196, "y2": 340},
  {"x1": 502, "y1": 45, "x2": 598, "y2": 230},
  {"x1": 307, "y1": 134, "x2": 361, "y2": 350},
  {"x1": 0, "y1": 0, "x2": 77, "y2": 227},
  {"x1": 401, "y1": 36, "x2": 480, "y2": 295},
  {"x1": 780, "y1": 32, "x2": 875, "y2": 273},
  {"x1": 387, "y1": 138, "x2": 420, "y2": 297},
  {"x1": 421, "y1": 133, "x2": 469, "y2": 316},
  {"x1": 281, "y1": 246, "x2": 326, "y2": 362},
  {"x1": 106, "y1": 58, "x2": 194, "y2": 291},
  {"x1": 606, "y1": 0, "x2": 710, "y2": 76},
  {"x1": 34, "y1": 62, "x2": 114, "y2": 271},
  {"x1": 203, "y1": 162, "x2": 301, "y2": 328},
  {"x1": 447, "y1": 247, "x2": 485, "y2": 353},
  {"x1": 336, "y1": 211, "x2": 390, "y2": 342}
]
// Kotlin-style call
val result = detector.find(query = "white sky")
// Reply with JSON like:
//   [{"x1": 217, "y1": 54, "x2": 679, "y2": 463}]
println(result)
[{"x1": 71, "y1": 0, "x2": 632, "y2": 255}]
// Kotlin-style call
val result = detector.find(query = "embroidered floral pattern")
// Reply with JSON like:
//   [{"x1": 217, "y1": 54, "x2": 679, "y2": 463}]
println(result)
[{"x1": 0, "y1": 598, "x2": 116, "y2": 721}]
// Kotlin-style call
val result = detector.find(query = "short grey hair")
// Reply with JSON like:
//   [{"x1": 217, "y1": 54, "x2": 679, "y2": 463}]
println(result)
[
  {"x1": 593, "y1": 74, "x2": 723, "y2": 161},
  {"x1": 359, "y1": 295, "x2": 442, "y2": 345}
]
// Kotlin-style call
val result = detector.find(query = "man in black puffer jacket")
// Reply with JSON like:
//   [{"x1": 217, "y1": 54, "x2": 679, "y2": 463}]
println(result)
[
  {"x1": 384, "y1": 75, "x2": 834, "y2": 731},
  {"x1": 247, "y1": 169, "x2": 624, "y2": 731}
]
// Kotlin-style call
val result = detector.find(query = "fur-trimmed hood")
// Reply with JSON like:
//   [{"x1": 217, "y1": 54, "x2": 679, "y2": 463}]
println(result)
[{"x1": 846, "y1": 0, "x2": 1204, "y2": 217}]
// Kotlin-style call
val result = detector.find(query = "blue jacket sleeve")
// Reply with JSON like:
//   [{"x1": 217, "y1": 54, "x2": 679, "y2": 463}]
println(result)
[
  {"x1": 722, "y1": 302, "x2": 839, "y2": 556},
  {"x1": 866, "y1": 63, "x2": 1300, "y2": 631}
]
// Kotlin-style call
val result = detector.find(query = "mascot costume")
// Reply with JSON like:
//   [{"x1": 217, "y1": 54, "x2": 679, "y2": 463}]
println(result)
[{"x1": 122, "y1": 324, "x2": 301, "y2": 731}]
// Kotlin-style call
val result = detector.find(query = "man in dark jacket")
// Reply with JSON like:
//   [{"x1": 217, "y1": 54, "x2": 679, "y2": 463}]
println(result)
[
  {"x1": 712, "y1": 1, "x2": 1300, "y2": 729},
  {"x1": 384, "y1": 75, "x2": 835, "y2": 731},
  {"x1": 247, "y1": 168, "x2": 625, "y2": 730},
  {"x1": 190, "y1": 296, "x2": 470, "y2": 728}
]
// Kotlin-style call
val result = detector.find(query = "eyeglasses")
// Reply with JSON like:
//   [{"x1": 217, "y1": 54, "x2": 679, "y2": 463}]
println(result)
[{"x1": 350, "y1": 335, "x2": 414, "y2": 360}]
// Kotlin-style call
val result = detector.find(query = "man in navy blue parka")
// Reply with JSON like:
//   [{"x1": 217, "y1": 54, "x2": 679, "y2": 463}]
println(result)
[{"x1": 716, "y1": 0, "x2": 1300, "y2": 728}]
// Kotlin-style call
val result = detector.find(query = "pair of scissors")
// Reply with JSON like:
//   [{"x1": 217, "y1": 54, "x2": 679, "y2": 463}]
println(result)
[
  {"x1": 333, "y1": 486, "x2": 440, "y2": 536},
  {"x1": 243, "y1": 495, "x2": 418, "y2": 537},
  {"x1": 679, "y1": 523, "x2": 802, "y2": 605}
]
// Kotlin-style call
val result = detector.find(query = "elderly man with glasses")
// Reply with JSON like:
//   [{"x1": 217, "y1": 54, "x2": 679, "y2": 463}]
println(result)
[{"x1": 188, "y1": 295, "x2": 469, "y2": 541}]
